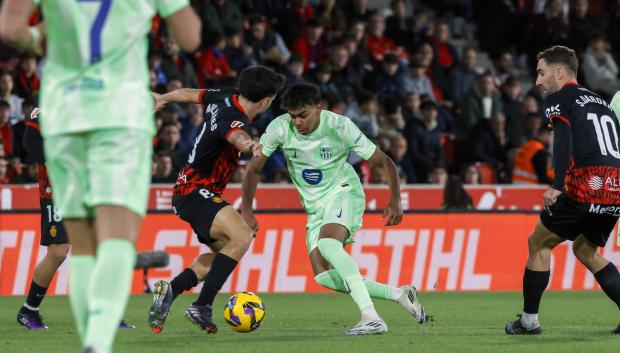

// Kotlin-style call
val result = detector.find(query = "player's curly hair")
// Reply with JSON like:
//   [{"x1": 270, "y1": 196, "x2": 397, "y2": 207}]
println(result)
[
  {"x1": 280, "y1": 82, "x2": 322, "y2": 111},
  {"x1": 238, "y1": 65, "x2": 285, "y2": 103},
  {"x1": 536, "y1": 45, "x2": 578, "y2": 74}
]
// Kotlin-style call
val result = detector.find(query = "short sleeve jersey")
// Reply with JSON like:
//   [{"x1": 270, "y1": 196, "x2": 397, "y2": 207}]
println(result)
[
  {"x1": 23, "y1": 108, "x2": 52, "y2": 200},
  {"x1": 260, "y1": 110, "x2": 376, "y2": 213},
  {"x1": 543, "y1": 82, "x2": 620, "y2": 205},
  {"x1": 35, "y1": 0, "x2": 188, "y2": 137},
  {"x1": 174, "y1": 88, "x2": 251, "y2": 196}
]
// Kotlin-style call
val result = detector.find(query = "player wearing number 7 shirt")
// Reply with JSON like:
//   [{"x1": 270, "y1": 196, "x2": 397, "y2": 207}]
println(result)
[
  {"x1": 148, "y1": 66, "x2": 285, "y2": 334},
  {"x1": 504, "y1": 46, "x2": 620, "y2": 335},
  {"x1": 0, "y1": 1, "x2": 200, "y2": 352}
]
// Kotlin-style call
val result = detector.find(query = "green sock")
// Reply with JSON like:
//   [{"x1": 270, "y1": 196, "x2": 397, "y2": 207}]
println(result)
[
  {"x1": 69, "y1": 255, "x2": 95, "y2": 342},
  {"x1": 314, "y1": 269, "x2": 392, "y2": 301},
  {"x1": 317, "y1": 238, "x2": 373, "y2": 310},
  {"x1": 84, "y1": 239, "x2": 136, "y2": 352}
]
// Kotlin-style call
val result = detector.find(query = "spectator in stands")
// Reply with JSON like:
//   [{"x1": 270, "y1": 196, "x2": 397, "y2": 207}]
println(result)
[
  {"x1": 277, "y1": 0, "x2": 316, "y2": 45},
  {"x1": 408, "y1": 57, "x2": 436, "y2": 101},
  {"x1": 149, "y1": 50, "x2": 168, "y2": 87},
  {"x1": 385, "y1": 0, "x2": 414, "y2": 47},
  {"x1": 345, "y1": 90, "x2": 379, "y2": 139},
  {"x1": 583, "y1": 32, "x2": 620, "y2": 98},
  {"x1": 199, "y1": 0, "x2": 243, "y2": 44},
  {"x1": 316, "y1": 0, "x2": 347, "y2": 44},
  {"x1": 378, "y1": 97, "x2": 406, "y2": 141},
  {"x1": 405, "y1": 100, "x2": 443, "y2": 183},
  {"x1": 307, "y1": 63, "x2": 345, "y2": 104},
  {"x1": 330, "y1": 45, "x2": 363, "y2": 103},
  {"x1": 246, "y1": 14, "x2": 291, "y2": 67},
  {"x1": 461, "y1": 163, "x2": 481, "y2": 185},
  {"x1": 414, "y1": 42, "x2": 444, "y2": 102},
  {"x1": 457, "y1": 72, "x2": 503, "y2": 140},
  {"x1": 512, "y1": 125, "x2": 554, "y2": 185},
  {"x1": 521, "y1": 94, "x2": 539, "y2": 115},
  {"x1": 195, "y1": 33, "x2": 236, "y2": 86},
  {"x1": 366, "y1": 13, "x2": 401, "y2": 63},
  {"x1": 402, "y1": 92, "x2": 422, "y2": 123},
  {"x1": 431, "y1": 20, "x2": 459, "y2": 75},
  {"x1": 155, "y1": 122, "x2": 185, "y2": 171},
  {"x1": 0, "y1": 100, "x2": 14, "y2": 157},
  {"x1": 225, "y1": 30, "x2": 257, "y2": 74},
  {"x1": 467, "y1": 113, "x2": 509, "y2": 181},
  {"x1": 284, "y1": 55, "x2": 306, "y2": 87},
  {"x1": 447, "y1": 47, "x2": 479, "y2": 105},
  {"x1": 525, "y1": 0, "x2": 570, "y2": 70},
  {"x1": 501, "y1": 76, "x2": 524, "y2": 147},
  {"x1": 387, "y1": 133, "x2": 416, "y2": 183},
  {"x1": 161, "y1": 35, "x2": 199, "y2": 88},
  {"x1": 490, "y1": 50, "x2": 519, "y2": 87},
  {"x1": 0, "y1": 71, "x2": 22, "y2": 124},
  {"x1": 607, "y1": 0, "x2": 620, "y2": 57},
  {"x1": 442, "y1": 176, "x2": 473, "y2": 210},
  {"x1": 368, "y1": 53, "x2": 415, "y2": 101},
  {"x1": 293, "y1": 19, "x2": 327, "y2": 70},
  {"x1": 179, "y1": 103, "x2": 203, "y2": 154},
  {"x1": 14, "y1": 53, "x2": 39, "y2": 99},
  {"x1": 342, "y1": 33, "x2": 373, "y2": 74},
  {"x1": 344, "y1": 0, "x2": 374, "y2": 26},
  {"x1": 152, "y1": 152, "x2": 178, "y2": 183},
  {"x1": 429, "y1": 166, "x2": 448, "y2": 184},
  {"x1": 570, "y1": 0, "x2": 603, "y2": 52}
]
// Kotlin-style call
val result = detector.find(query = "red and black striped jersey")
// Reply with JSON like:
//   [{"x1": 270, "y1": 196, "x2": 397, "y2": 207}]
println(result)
[
  {"x1": 543, "y1": 82, "x2": 620, "y2": 206},
  {"x1": 173, "y1": 88, "x2": 250, "y2": 197},
  {"x1": 23, "y1": 109, "x2": 53, "y2": 200}
]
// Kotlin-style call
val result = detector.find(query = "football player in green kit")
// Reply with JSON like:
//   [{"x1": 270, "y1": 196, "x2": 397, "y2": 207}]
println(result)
[
  {"x1": 0, "y1": 1, "x2": 200, "y2": 352},
  {"x1": 242, "y1": 82, "x2": 426, "y2": 335}
]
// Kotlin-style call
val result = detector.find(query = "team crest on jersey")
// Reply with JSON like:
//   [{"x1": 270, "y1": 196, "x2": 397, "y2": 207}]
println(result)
[
  {"x1": 320, "y1": 146, "x2": 332, "y2": 159},
  {"x1": 50, "y1": 225, "x2": 57, "y2": 238},
  {"x1": 231, "y1": 121, "x2": 245, "y2": 128}
]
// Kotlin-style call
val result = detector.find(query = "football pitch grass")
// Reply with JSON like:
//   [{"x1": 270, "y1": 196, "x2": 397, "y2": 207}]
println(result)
[{"x1": 1, "y1": 292, "x2": 619, "y2": 353}]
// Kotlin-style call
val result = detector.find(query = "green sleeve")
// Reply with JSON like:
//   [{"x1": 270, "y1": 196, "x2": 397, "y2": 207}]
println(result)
[
  {"x1": 342, "y1": 117, "x2": 376, "y2": 160},
  {"x1": 259, "y1": 118, "x2": 284, "y2": 158},
  {"x1": 156, "y1": 0, "x2": 189, "y2": 18},
  {"x1": 611, "y1": 91, "x2": 620, "y2": 120}
]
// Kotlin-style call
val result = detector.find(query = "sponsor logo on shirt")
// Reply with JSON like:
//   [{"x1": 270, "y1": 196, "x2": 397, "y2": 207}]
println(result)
[
  {"x1": 544, "y1": 104, "x2": 560, "y2": 118},
  {"x1": 302, "y1": 169, "x2": 323, "y2": 185},
  {"x1": 589, "y1": 176, "x2": 603, "y2": 190},
  {"x1": 206, "y1": 103, "x2": 219, "y2": 131},
  {"x1": 30, "y1": 107, "x2": 41, "y2": 119},
  {"x1": 589, "y1": 203, "x2": 620, "y2": 216},
  {"x1": 231, "y1": 121, "x2": 244, "y2": 128}
]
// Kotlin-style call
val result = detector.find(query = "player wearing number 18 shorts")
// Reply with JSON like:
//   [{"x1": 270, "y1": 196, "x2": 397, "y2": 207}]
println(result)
[{"x1": 504, "y1": 45, "x2": 620, "y2": 335}]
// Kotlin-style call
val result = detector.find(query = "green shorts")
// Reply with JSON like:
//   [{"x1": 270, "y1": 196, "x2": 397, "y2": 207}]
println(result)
[
  {"x1": 305, "y1": 184, "x2": 365, "y2": 253},
  {"x1": 44, "y1": 128, "x2": 153, "y2": 218}
]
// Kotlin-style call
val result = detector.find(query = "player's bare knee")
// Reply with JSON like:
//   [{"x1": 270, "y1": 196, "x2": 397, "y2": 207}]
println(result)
[
  {"x1": 572, "y1": 241, "x2": 596, "y2": 265},
  {"x1": 47, "y1": 244, "x2": 70, "y2": 264}
]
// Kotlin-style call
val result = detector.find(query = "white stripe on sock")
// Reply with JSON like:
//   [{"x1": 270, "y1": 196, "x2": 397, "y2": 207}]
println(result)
[{"x1": 23, "y1": 303, "x2": 39, "y2": 311}]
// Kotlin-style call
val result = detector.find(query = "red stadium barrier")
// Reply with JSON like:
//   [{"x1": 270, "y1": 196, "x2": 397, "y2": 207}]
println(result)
[
  {"x1": 1, "y1": 212, "x2": 619, "y2": 296},
  {"x1": 0, "y1": 184, "x2": 548, "y2": 210}
]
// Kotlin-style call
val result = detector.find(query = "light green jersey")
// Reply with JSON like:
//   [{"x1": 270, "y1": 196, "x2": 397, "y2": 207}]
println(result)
[
  {"x1": 260, "y1": 110, "x2": 377, "y2": 213},
  {"x1": 36, "y1": 0, "x2": 188, "y2": 137}
]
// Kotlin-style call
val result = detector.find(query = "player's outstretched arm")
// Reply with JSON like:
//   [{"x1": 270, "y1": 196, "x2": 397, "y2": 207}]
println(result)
[
  {"x1": 152, "y1": 89, "x2": 203, "y2": 111},
  {"x1": 162, "y1": 5, "x2": 201, "y2": 52},
  {"x1": 241, "y1": 154, "x2": 268, "y2": 232},
  {"x1": 0, "y1": 0, "x2": 43, "y2": 54},
  {"x1": 227, "y1": 130, "x2": 262, "y2": 157},
  {"x1": 367, "y1": 148, "x2": 403, "y2": 226}
]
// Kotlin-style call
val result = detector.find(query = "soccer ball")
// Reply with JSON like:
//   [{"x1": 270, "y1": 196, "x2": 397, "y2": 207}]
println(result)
[{"x1": 223, "y1": 292, "x2": 265, "y2": 333}]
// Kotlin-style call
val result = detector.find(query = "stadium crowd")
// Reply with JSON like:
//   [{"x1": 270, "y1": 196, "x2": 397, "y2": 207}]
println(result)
[{"x1": 0, "y1": 0, "x2": 618, "y2": 186}]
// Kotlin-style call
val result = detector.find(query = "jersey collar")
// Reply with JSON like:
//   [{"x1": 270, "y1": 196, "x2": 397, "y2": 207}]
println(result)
[
  {"x1": 563, "y1": 81, "x2": 578, "y2": 87},
  {"x1": 232, "y1": 95, "x2": 246, "y2": 116}
]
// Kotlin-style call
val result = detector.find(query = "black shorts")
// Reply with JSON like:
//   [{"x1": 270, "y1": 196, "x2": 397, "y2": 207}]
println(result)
[
  {"x1": 172, "y1": 188, "x2": 230, "y2": 245},
  {"x1": 40, "y1": 199, "x2": 68, "y2": 246},
  {"x1": 540, "y1": 195, "x2": 618, "y2": 247}
]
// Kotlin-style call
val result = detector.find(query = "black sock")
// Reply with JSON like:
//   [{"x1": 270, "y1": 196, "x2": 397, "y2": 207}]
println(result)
[
  {"x1": 594, "y1": 263, "x2": 620, "y2": 310},
  {"x1": 523, "y1": 268, "x2": 550, "y2": 314},
  {"x1": 170, "y1": 268, "x2": 198, "y2": 300},
  {"x1": 193, "y1": 253, "x2": 238, "y2": 307},
  {"x1": 23, "y1": 281, "x2": 47, "y2": 312}
]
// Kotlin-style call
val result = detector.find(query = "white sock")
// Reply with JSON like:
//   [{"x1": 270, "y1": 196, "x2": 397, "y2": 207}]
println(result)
[
  {"x1": 520, "y1": 312, "x2": 538, "y2": 328},
  {"x1": 389, "y1": 287, "x2": 404, "y2": 302},
  {"x1": 361, "y1": 305, "x2": 381, "y2": 321}
]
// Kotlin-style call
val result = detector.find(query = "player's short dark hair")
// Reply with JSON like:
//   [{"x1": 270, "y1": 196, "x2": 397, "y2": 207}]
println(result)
[
  {"x1": 536, "y1": 45, "x2": 578, "y2": 74},
  {"x1": 280, "y1": 82, "x2": 322, "y2": 111},
  {"x1": 0, "y1": 100, "x2": 10, "y2": 109},
  {"x1": 237, "y1": 65, "x2": 285, "y2": 103}
]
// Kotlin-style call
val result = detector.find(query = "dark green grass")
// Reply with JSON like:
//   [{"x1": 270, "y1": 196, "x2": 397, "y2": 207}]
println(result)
[{"x1": 1, "y1": 292, "x2": 619, "y2": 353}]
